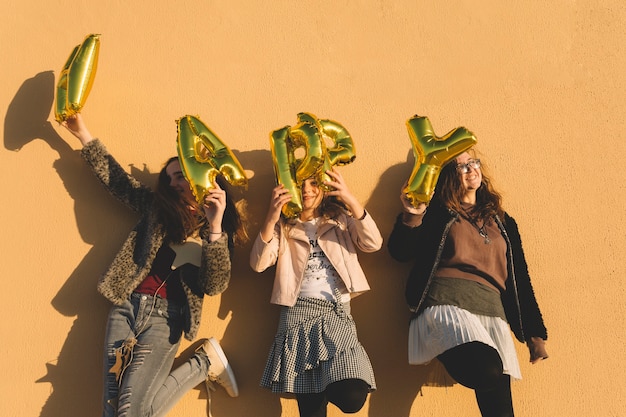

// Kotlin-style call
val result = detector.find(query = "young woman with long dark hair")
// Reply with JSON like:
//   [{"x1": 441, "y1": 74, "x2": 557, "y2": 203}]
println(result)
[
  {"x1": 62, "y1": 114, "x2": 247, "y2": 417},
  {"x1": 388, "y1": 149, "x2": 549, "y2": 417}
]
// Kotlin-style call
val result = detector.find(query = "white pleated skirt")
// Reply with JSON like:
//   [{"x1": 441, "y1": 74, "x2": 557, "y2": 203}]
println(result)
[{"x1": 408, "y1": 305, "x2": 522, "y2": 380}]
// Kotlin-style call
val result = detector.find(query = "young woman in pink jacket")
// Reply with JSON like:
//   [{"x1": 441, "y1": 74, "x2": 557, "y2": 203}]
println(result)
[{"x1": 250, "y1": 168, "x2": 383, "y2": 417}]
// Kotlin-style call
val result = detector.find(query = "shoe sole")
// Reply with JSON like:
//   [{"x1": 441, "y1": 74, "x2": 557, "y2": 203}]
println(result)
[{"x1": 207, "y1": 337, "x2": 239, "y2": 397}]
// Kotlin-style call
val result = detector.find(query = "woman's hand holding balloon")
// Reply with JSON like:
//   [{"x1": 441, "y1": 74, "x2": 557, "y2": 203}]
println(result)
[
  {"x1": 260, "y1": 185, "x2": 292, "y2": 242},
  {"x1": 203, "y1": 181, "x2": 226, "y2": 241},
  {"x1": 61, "y1": 113, "x2": 94, "y2": 146},
  {"x1": 400, "y1": 181, "x2": 426, "y2": 227},
  {"x1": 324, "y1": 167, "x2": 365, "y2": 220}
]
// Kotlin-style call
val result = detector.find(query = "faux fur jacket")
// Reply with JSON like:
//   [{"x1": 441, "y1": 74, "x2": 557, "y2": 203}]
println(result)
[
  {"x1": 387, "y1": 199, "x2": 547, "y2": 343},
  {"x1": 81, "y1": 139, "x2": 232, "y2": 340}
]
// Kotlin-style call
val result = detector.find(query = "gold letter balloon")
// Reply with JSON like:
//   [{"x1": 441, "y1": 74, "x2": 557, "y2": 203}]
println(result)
[
  {"x1": 55, "y1": 34, "x2": 101, "y2": 123},
  {"x1": 404, "y1": 115, "x2": 477, "y2": 206},
  {"x1": 176, "y1": 115, "x2": 247, "y2": 204},
  {"x1": 316, "y1": 117, "x2": 356, "y2": 189},
  {"x1": 270, "y1": 126, "x2": 305, "y2": 218},
  {"x1": 270, "y1": 113, "x2": 356, "y2": 218}
]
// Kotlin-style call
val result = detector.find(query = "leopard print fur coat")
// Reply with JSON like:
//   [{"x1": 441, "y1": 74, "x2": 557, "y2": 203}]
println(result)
[{"x1": 81, "y1": 139, "x2": 231, "y2": 340}]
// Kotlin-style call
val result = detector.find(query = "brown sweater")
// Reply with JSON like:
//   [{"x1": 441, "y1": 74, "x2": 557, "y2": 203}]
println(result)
[{"x1": 434, "y1": 214, "x2": 507, "y2": 292}]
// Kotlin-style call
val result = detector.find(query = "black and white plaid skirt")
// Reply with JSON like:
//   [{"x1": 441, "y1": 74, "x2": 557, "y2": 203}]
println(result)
[{"x1": 260, "y1": 295, "x2": 376, "y2": 394}]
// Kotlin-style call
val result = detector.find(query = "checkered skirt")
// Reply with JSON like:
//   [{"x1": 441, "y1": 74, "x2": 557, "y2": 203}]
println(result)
[{"x1": 260, "y1": 296, "x2": 376, "y2": 394}]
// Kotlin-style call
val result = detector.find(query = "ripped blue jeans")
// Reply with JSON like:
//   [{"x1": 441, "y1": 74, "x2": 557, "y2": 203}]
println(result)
[{"x1": 102, "y1": 293, "x2": 209, "y2": 417}]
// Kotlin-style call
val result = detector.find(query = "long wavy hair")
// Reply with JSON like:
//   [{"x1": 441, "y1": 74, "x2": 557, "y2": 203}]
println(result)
[
  {"x1": 433, "y1": 149, "x2": 505, "y2": 222},
  {"x1": 154, "y1": 157, "x2": 248, "y2": 248}
]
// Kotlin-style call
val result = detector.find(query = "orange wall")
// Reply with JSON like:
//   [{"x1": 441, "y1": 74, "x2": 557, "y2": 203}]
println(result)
[{"x1": 1, "y1": 1, "x2": 625, "y2": 416}]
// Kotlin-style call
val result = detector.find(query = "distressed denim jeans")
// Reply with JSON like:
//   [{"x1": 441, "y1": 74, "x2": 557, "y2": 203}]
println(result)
[{"x1": 102, "y1": 293, "x2": 209, "y2": 417}]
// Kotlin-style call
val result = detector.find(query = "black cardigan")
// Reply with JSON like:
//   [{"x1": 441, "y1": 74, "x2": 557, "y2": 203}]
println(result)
[{"x1": 387, "y1": 200, "x2": 547, "y2": 343}]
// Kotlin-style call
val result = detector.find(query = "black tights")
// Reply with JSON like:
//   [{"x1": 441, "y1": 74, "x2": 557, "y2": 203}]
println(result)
[
  {"x1": 438, "y1": 342, "x2": 514, "y2": 417},
  {"x1": 296, "y1": 379, "x2": 369, "y2": 417}
]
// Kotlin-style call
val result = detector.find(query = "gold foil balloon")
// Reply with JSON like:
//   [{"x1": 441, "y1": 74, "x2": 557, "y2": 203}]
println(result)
[
  {"x1": 404, "y1": 115, "x2": 477, "y2": 206},
  {"x1": 270, "y1": 113, "x2": 357, "y2": 217},
  {"x1": 270, "y1": 126, "x2": 303, "y2": 218},
  {"x1": 55, "y1": 34, "x2": 100, "y2": 122},
  {"x1": 176, "y1": 115, "x2": 247, "y2": 204},
  {"x1": 318, "y1": 118, "x2": 356, "y2": 166},
  {"x1": 55, "y1": 45, "x2": 79, "y2": 123},
  {"x1": 290, "y1": 113, "x2": 325, "y2": 182},
  {"x1": 317, "y1": 117, "x2": 356, "y2": 189}
]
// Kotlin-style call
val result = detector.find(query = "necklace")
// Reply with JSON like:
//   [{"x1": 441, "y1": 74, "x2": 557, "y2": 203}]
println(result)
[
  {"x1": 474, "y1": 221, "x2": 491, "y2": 244},
  {"x1": 461, "y1": 205, "x2": 491, "y2": 244}
]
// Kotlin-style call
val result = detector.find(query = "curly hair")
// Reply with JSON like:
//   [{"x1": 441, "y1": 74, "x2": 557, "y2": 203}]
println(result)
[
  {"x1": 154, "y1": 157, "x2": 248, "y2": 247},
  {"x1": 433, "y1": 149, "x2": 505, "y2": 222}
]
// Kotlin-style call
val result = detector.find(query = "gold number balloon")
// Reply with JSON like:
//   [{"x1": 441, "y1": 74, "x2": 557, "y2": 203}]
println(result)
[
  {"x1": 270, "y1": 113, "x2": 356, "y2": 217},
  {"x1": 176, "y1": 115, "x2": 247, "y2": 204},
  {"x1": 55, "y1": 34, "x2": 100, "y2": 122},
  {"x1": 404, "y1": 115, "x2": 477, "y2": 206}
]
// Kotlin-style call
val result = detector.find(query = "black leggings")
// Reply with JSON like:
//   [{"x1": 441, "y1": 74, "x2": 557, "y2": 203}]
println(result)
[
  {"x1": 438, "y1": 342, "x2": 514, "y2": 417},
  {"x1": 296, "y1": 379, "x2": 369, "y2": 417}
]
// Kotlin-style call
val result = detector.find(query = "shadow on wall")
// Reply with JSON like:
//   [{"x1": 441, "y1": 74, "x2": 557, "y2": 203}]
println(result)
[
  {"x1": 2, "y1": 72, "x2": 283, "y2": 417},
  {"x1": 4, "y1": 71, "x2": 127, "y2": 417},
  {"x1": 211, "y1": 147, "x2": 286, "y2": 417},
  {"x1": 357, "y1": 151, "x2": 456, "y2": 417}
]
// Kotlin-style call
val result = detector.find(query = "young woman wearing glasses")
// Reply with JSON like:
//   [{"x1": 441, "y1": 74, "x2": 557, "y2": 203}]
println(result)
[{"x1": 388, "y1": 150, "x2": 549, "y2": 417}]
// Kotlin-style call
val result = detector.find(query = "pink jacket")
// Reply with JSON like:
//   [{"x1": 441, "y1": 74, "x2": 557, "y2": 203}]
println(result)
[{"x1": 249, "y1": 212, "x2": 383, "y2": 306}]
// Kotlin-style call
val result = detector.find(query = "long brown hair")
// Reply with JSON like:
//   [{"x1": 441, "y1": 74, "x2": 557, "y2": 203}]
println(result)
[
  {"x1": 434, "y1": 150, "x2": 505, "y2": 221},
  {"x1": 155, "y1": 157, "x2": 248, "y2": 248}
]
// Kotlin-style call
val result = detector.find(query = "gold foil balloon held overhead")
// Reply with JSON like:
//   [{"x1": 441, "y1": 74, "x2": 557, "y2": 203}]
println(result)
[
  {"x1": 55, "y1": 34, "x2": 100, "y2": 122},
  {"x1": 404, "y1": 115, "x2": 477, "y2": 206},
  {"x1": 269, "y1": 113, "x2": 357, "y2": 218},
  {"x1": 176, "y1": 115, "x2": 248, "y2": 204}
]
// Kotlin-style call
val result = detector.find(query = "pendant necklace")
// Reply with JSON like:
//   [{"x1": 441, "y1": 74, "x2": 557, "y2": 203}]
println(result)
[
  {"x1": 462, "y1": 209, "x2": 491, "y2": 244},
  {"x1": 474, "y1": 220, "x2": 491, "y2": 244}
]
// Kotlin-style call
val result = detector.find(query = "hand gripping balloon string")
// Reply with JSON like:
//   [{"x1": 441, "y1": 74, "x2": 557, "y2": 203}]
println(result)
[
  {"x1": 176, "y1": 115, "x2": 247, "y2": 204},
  {"x1": 403, "y1": 115, "x2": 477, "y2": 206}
]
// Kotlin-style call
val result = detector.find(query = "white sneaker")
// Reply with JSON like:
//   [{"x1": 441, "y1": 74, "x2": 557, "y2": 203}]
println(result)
[{"x1": 199, "y1": 337, "x2": 239, "y2": 397}]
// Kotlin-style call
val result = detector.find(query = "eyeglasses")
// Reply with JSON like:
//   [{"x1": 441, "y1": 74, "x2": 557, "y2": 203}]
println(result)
[{"x1": 456, "y1": 159, "x2": 481, "y2": 174}]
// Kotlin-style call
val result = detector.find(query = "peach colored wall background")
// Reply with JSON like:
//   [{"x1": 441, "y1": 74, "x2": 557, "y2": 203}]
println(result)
[{"x1": 1, "y1": 1, "x2": 624, "y2": 416}]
